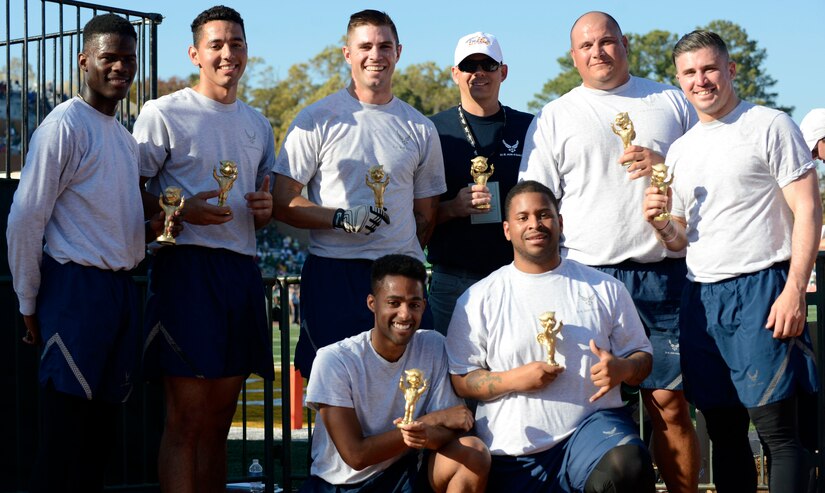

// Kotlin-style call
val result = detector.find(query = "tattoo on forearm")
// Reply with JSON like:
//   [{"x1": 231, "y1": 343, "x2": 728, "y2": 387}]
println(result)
[{"x1": 466, "y1": 371, "x2": 502, "y2": 398}]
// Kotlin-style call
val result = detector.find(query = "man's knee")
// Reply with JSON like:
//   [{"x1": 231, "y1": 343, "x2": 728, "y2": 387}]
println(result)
[
  {"x1": 456, "y1": 436, "x2": 491, "y2": 472},
  {"x1": 644, "y1": 389, "x2": 692, "y2": 426},
  {"x1": 585, "y1": 444, "x2": 655, "y2": 493},
  {"x1": 432, "y1": 436, "x2": 490, "y2": 492}
]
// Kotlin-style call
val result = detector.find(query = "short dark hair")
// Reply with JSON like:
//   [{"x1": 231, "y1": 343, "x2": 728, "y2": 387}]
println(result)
[
  {"x1": 191, "y1": 5, "x2": 245, "y2": 45},
  {"x1": 504, "y1": 180, "x2": 559, "y2": 219},
  {"x1": 83, "y1": 13, "x2": 136, "y2": 51},
  {"x1": 570, "y1": 11, "x2": 622, "y2": 43},
  {"x1": 370, "y1": 254, "x2": 426, "y2": 294},
  {"x1": 347, "y1": 9, "x2": 399, "y2": 45},
  {"x1": 672, "y1": 30, "x2": 729, "y2": 65}
]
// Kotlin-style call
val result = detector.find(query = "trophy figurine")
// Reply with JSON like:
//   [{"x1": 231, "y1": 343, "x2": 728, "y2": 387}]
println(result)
[
  {"x1": 156, "y1": 186, "x2": 185, "y2": 245},
  {"x1": 213, "y1": 160, "x2": 238, "y2": 208},
  {"x1": 397, "y1": 368, "x2": 428, "y2": 426},
  {"x1": 366, "y1": 165, "x2": 389, "y2": 208},
  {"x1": 610, "y1": 112, "x2": 636, "y2": 166},
  {"x1": 536, "y1": 311, "x2": 563, "y2": 366},
  {"x1": 650, "y1": 163, "x2": 674, "y2": 221},
  {"x1": 470, "y1": 156, "x2": 495, "y2": 210}
]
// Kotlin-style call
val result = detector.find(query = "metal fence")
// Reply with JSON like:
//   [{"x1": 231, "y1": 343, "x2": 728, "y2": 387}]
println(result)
[{"x1": 1, "y1": 0, "x2": 161, "y2": 178}]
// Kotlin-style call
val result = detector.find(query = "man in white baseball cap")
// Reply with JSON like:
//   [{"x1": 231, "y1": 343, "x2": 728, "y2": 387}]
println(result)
[
  {"x1": 427, "y1": 32, "x2": 534, "y2": 335},
  {"x1": 800, "y1": 108, "x2": 825, "y2": 159}
]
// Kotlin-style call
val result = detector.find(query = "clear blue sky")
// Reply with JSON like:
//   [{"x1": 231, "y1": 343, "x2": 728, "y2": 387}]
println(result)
[{"x1": 17, "y1": 0, "x2": 825, "y2": 122}]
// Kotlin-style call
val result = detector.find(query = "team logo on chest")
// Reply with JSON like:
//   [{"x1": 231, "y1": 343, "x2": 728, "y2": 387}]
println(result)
[
  {"x1": 501, "y1": 139, "x2": 520, "y2": 157},
  {"x1": 394, "y1": 129, "x2": 413, "y2": 149}
]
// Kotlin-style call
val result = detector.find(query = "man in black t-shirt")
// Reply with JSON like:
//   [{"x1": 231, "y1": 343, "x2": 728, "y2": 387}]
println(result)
[{"x1": 428, "y1": 32, "x2": 534, "y2": 335}]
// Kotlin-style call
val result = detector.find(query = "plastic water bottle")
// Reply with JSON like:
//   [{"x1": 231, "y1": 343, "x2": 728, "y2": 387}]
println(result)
[{"x1": 248, "y1": 458, "x2": 263, "y2": 493}]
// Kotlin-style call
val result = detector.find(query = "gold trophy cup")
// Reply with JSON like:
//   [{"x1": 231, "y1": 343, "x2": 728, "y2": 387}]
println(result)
[
  {"x1": 537, "y1": 311, "x2": 563, "y2": 366},
  {"x1": 650, "y1": 163, "x2": 674, "y2": 221},
  {"x1": 366, "y1": 165, "x2": 389, "y2": 209},
  {"x1": 398, "y1": 368, "x2": 428, "y2": 426},
  {"x1": 611, "y1": 112, "x2": 636, "y2": 166},
  {"x1": 213, "y1": 160, "x2": 238, "y2": 208},
  {"x1": 470, "y1": 156, "x2": 495, "y2": 210},
  {"x1": 156, "y1": 186, "x2": 185, "y2": 245}
]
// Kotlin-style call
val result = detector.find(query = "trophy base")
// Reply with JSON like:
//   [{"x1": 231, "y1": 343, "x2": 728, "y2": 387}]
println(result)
[
  {"x1": 474, "y1": 204, "x2": 491, "y2": 210},
  {"x1": 620, "y1": 161, "x2": 632, "y2": 167},
  {"x1": 396, "y1": 420, "x2": 412, "y2": 428},
  {"x1": 654, "y1": 212, "x2": 671, "y2": 222},
  {"x1": 156, "y1": 235, "x2": 176, "y2": 246}
]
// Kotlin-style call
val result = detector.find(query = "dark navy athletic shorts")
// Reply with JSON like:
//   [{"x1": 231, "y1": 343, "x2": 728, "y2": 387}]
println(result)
[
  {"x1": 37, "y1": 255, "x2": 140, "y2": 403},
  {"x1": 596, "y1": 258, "x2": 686, "y2": 390},
  {"x1": 298, "y1": 450, "x2": 430, "y2": 493},
  {"x1": 295, "y1": 254, "x2": 433, "y2": 378},
  {"x1": 488, "y1": 408, "x2": 645, "y2": 493},
  {"x1": 680, "y1": 262, "x2": 818, "y2": 410},
  {"x1": 143, "y1": 245, "x2": 274, "y2": 380}
]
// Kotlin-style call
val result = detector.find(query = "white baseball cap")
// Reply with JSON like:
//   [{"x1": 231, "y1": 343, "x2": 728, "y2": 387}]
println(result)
[
  {"x1": 454, "y1": 32, "x2": 503, "y2": 66},
  {"x1": 800, "y1": 108, "x2": 825, "y2": 153}
]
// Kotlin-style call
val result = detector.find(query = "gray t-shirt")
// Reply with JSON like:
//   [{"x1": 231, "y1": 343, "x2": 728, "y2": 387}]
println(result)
[
  {"x1": 274, "y1": 88, "x2": 446, "y2": 261},
  {"x1": 133, "y1": 88, "x2": 276, "y2": 256},
  {"x1": 446, "y1": 260, "x2": 651, "y2": 456},
  {"x1": 306, "y1": 329, "x2": 461, "y2": 485},
  {"x1": 7, "y1": 97, "x2": 144, "y2": 315},
  {"x1": 669, "y1": 101, "x2": 815, "y2": 282},
  {"x1": 519, "y1": 76, "x2": 694, "y2": 265}
]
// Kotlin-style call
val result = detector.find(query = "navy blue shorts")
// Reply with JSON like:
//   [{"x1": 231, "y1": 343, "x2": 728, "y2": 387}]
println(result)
[
  {"x1": 36, "y1": 255, "x2": 140, "y2": 403},
  {"x1": 488, "y1": 408, "x2": 645, "y2": 493},
  {"x1": 596, "y1": 258, "x2": 686, "y2": 390},
  {"x1": 299, "y1": 451, "x2": 430, "y2": 493},
  {"x1": 680, "y1": 262, "x2": 819, "y2": 410},
  {"x1": 295, "y1": 255, "x2": 433, "y2": 378},
  {"x1": 143, "y1": 245, "x2": 274, "y2": 380}
]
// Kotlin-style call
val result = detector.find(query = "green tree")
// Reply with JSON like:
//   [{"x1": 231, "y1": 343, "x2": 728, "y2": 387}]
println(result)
[
  {"x1": 245, "y1": 40, "x2": 457, "y2": 149},
  {"x1": 248, "y1": 43, "x2": 347, "y2": 149},
  {"x1": 529, "y1": 20, "x2": 792, "y2": 114},
  {"x1": 149, "y1": 75, "x2": 191, "y2": 97},
  {"x1": 393, "y1": 62, "x2": 458, "y2": 116}
]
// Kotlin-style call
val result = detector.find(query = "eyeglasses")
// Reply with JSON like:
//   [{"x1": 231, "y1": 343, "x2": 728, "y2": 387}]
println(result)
[{"x1": 457, "y1": 59, "x2": 501, "y2": 73}]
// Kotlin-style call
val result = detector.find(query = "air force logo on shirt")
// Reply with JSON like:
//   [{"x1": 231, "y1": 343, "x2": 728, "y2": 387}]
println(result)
[{"x1": 501, "y1": 139, "x2": 521, "y2": 157}]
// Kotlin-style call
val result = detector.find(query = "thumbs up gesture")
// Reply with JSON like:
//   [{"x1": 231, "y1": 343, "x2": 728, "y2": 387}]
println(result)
[
  {"x1": 245, "y1": 174, "x2": 273, "y2": 227},
  {"x1": 588, "y1": 339, "x2": 620, "y2": 403}
]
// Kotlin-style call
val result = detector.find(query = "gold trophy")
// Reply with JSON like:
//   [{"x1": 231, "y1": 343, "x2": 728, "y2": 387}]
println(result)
[
  {"x1": 366, "y1": 165, "x2": 389, "y2": 208},
  {"x1": 213, "y1": 160, "x2": 238, "y2": 208},
  {"x1": 650, "y1": 163, "x2": 674, "y2": 221},
  {"x1": 156, "y1": 186, "x2": 185, "y2": 245},
  {"x1": 537, "y1": 311, "x2": 563, "y2": 366},
  {"x1": 611, "y1": 112, "x2": 636, "y2": 166},
  {"x1": 397, "y1": 368, "x2": 428, "y2": 426},
  {"x1": 470, "y1": 156, "x2": 494, "y2": 210}
]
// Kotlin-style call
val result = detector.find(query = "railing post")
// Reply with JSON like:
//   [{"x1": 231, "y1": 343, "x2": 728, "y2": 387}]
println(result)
[{"x1": 279, "y1": 276, "x2": 294, "y2": 493}]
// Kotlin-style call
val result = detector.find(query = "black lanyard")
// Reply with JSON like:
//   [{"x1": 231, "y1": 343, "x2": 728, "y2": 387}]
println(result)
[{"x1": 457, "y1": 104, "x2": 507, "y2": 158}]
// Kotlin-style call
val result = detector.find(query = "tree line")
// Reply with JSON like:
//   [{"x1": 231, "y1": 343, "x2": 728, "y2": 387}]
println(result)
[{"x1": 152, "y1": 20, "x2": 788, "y2": 150}]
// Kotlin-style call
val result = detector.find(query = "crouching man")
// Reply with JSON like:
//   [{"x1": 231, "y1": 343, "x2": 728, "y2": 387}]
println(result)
[
  {"x1": 447, "y1": 181, "x2": 655, "y2": 493},
  {"x1": 300, "y1": 254, "x2": 490, "y2": 492}
]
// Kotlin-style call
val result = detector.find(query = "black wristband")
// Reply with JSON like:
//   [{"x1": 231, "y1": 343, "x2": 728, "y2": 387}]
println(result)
[{"x1": 332, "y1": 208, "x2": 346, "y2": 229}]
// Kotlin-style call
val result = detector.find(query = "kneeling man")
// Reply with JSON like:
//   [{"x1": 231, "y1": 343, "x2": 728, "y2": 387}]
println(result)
[
  {"x1": 301, "y1": 254, "x2": 490, "y2": 493},
  {"x1": 447, "y1": 181, "x2": 655, "y2": 493}
]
